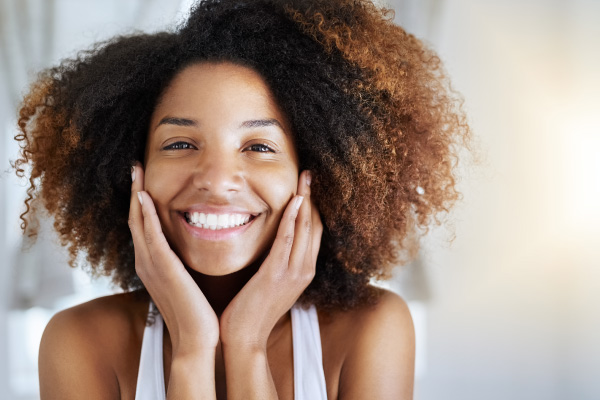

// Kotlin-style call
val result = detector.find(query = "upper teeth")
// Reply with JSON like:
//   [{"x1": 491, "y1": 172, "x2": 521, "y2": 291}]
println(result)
[{"x1": 185, "y1": 212, "x2": 251, "y2": 230}]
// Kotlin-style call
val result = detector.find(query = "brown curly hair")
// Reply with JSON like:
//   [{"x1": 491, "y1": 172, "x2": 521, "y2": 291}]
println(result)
[{"x1": 13, "y1": 0, "x2": 469, "y2": 310}]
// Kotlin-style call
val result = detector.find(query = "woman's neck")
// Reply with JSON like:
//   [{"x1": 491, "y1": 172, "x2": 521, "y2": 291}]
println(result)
[{"x1": 186, "y1": 260, "x2": 262, "y2": 317}]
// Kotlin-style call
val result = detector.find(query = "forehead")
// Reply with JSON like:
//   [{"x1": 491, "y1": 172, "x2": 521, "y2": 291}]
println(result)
[{"x1": 150, "y1": 62, "x2": 290, "y2": 130}]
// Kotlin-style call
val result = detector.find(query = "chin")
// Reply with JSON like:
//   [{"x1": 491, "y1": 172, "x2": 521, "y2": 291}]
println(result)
[{"x1": 183, "y1": 252, "x2": 259, "y2": 277}]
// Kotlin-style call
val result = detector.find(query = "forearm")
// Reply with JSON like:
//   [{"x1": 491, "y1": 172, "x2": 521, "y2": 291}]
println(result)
[
  {"x1": 223, "y1": 344, "x2": 278, "y2": 400},
  {"x1": 167, "y1": 351, "x2": 217, "y2": 400}
]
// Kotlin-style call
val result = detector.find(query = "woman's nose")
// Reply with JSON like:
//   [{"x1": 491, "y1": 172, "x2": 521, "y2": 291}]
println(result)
[{"x1": 191, "y1": 149, "x2": 244, "y2": 195}]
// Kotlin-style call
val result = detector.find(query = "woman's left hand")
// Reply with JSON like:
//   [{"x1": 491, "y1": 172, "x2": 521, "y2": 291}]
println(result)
[{"x1": 219, "y1": 170, "x2": 322, "y2": 350}]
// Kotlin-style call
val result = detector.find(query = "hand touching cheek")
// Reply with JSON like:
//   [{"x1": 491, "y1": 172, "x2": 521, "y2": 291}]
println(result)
[{"x1": 220, "y1": 170, "x2": 323, "y2": 349}]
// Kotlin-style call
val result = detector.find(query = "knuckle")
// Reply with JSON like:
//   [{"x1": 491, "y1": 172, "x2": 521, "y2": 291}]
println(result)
[
  {"x1": 293, "y1": 261, "x2": 314, "y2": 279},
  {"x1": 144, "y1": 230, "x2": 154, "y2": 245},
  {"x1": 293, "y1": 268, "x2": 314, "y2": 286},
  {"x1": 135, "y1": 264, "x2": 148, "y2": 281},
  {"x1": 314, "y1": 222, "x2": 323, "y2": 238},
  {"x1": 288, "y1": 268, "x2": 301, "y2": 282},
  {"x1": 303, "y1": 218, "x2": 312, "y2": 232},
  {"x1": 283, "y1": 233, "x2": 294, "y2": 248},
  {"x1": 289, "y1": 209, "x2": 298, "y2": 221},
  {"x1": 316, "y1": 222, "x2": 323, "y2": 235},
  {"x1": 314, "y1": 216, "x2": 323, "y2": 230},
  {"x1": 127, "y1": 217, "x2": 136, "y2": 231},
  {"x1": 301, "y1": 271, "x2": 315, "y2": 285},
  {"x1": 304, "y1": 267, "x2": 316, "y2": 281}
]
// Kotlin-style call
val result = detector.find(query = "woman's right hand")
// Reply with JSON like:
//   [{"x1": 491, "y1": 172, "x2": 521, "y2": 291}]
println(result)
[{"x1": 128, "y1": 162, "x2": 220, "y2": 357}]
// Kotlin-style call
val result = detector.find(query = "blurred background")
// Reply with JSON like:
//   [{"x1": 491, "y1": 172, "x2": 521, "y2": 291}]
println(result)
[{"x1": 1, "y1": 0, "x2": 598, "y2": 399}]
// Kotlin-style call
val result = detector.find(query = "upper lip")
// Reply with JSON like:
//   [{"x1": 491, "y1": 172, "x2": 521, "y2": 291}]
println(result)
[{"x1": 180, "y1": 205, "x2": 260, "y2": 216}]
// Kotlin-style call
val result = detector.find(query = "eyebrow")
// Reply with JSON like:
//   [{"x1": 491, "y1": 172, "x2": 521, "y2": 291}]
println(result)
[
  {"x1": 239, "y1": 118, "x2": 283, "y2": 130},
  {"x1": 156, "y1": 117, "x2": 286, "y2": 133},
  {"x1": 157, "y1": 117, "x2": 198, "y2": 127}
]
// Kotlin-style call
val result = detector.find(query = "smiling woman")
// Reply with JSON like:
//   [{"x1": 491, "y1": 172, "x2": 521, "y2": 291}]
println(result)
[
  {"x1": 144, "y1": 63, "x2": 300, "y2": 279},
  {"x1": 13, "y1": 0, "x2": 469, "y2": 399}
]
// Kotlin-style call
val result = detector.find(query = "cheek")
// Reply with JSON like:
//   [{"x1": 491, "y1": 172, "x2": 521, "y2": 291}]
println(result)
[
  {"x1": 143, "y1": 164, "x2": 162, "y2": 197},
  {"x1": 262, "y1": 170, "x2": 299, "y2": 217},
  {"x1": 143, "y1": 162, "x2": 180, "y2": 211}
]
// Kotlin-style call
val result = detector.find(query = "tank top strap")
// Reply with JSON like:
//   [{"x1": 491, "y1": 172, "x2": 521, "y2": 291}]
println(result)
[
  {"x1": 291, "y1": 303, "x2": 328, "y2": 399},
  {"x1": 135, "y1": 301, "x2": 166, "y2": 400}
]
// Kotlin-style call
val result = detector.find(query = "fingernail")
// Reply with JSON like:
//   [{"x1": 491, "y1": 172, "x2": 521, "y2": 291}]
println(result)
[
  {"x1": 295, "y1": 196, "x2": 304, "y2": 210},
  {"x1": 306, "y1": 171, "x2": 312, "y2": 186},
  {"x1": 131, "y1": 166, "x2": 136, "y2": 182},
  {"x1": 137, "y1": 192, "x2": 143, "y2": 205}
]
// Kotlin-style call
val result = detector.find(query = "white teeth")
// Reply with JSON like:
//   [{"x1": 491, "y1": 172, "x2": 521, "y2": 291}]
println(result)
[
  {"x1": 206, "y1": 214, "x2": 218, "y2": 227},
  {"x1": 217, "y1": 214, "x2": 228, "y2": 227},
  {"x1": 185, "y1": 212, "x2": 253, "y2": 229}
]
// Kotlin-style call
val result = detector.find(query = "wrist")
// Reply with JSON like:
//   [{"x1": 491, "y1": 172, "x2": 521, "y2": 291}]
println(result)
[
  {"x1": 219, "y1": 322, "x2": 269, "y2": 352},
  {"x1": 168, "y1": 353, "x2": 217, "y2": 400},
  {"x1": 172, "y1": 344, "x2": 217, "y2": 363},
  {"x1": 222, "y1": 343, "x2": 269, "y2": 376},
  {"x1": 222, "y1": 340, "x2": 267, "y2": 355},
  {"x1": 220, "y1": 332, "x2": 269, "y2": 355},
  {"x1": 221, "y1": 342, "x2": 278, "y2": 400}
]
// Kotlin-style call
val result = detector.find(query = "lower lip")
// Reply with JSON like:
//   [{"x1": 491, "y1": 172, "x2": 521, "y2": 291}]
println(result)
[{"x1": 179, "y1": 213, "x2": 257, "y2": 241}]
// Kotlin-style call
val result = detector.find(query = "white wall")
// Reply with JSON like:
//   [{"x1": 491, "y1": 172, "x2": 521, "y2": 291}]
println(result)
[{"x1": 392, "y1": 0, "x2": 600, "y2": 398}]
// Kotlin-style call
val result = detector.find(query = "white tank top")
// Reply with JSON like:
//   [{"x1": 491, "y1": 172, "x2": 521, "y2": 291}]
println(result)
[{"x1": 135, "y1": 302, "x2": 328, "y2": 399}]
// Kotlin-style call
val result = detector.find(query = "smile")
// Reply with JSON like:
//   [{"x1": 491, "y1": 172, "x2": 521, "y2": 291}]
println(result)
[
  {"x1": 179, "y1": 211, "x2": 259, "y2": 241},
  {"x1": 184, "y1": 211, "x2": 252, "y2": 230}
]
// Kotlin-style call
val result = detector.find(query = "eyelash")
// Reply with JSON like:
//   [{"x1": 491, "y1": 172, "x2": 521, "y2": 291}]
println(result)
[
  {"x1": 163, "y1": 142, "x2": 195, "y2": 150},
  {"x1": 245, "y1": 143, "x2": 275, "y2": 153},
  {"x1": 163, "y1": 141, "x2": 275, "y2": 153}
]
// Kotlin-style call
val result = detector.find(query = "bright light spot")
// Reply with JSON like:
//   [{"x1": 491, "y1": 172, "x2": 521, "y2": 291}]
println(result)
[{"x1": 558, "y1": 114, "x2": 600, "y2": 234}]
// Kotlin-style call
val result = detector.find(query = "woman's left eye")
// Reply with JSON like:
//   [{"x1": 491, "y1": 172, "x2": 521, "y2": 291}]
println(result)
[
  {"x1": 163, "y1": 141, "x2": 195, "y2": 150},
  {"x1": 246, "y1": 143, "x2": 275, "y2": 153}
]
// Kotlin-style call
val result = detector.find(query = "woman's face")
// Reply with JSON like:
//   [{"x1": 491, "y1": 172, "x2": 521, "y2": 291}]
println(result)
[{"x1": 144, "y1": 62, "x2": 299, "y2": 276}]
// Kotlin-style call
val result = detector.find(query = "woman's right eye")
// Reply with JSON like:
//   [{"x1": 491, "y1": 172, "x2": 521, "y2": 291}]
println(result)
[{"x1": 163, "y1": 141, "x2": 195, "y2": 150}]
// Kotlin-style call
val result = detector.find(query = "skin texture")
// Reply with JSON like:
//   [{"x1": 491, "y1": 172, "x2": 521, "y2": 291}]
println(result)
[
  {"x1": 38, "y1": 62, "x2": 415, "y2": 399},
  {"x1": 144, "y1": 63, "x2": 299, "y2": 278}
]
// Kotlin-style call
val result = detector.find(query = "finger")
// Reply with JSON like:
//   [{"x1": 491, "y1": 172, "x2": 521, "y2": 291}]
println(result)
[
  {"x1": 303, "y1": 170, "x2": 323, "y2": 263},
  {"x1": 288, "y1": 171, "x2": 313, "y2": 273},
  {"x1": 266, "y1": 193, "x2": 304, "y2": 273},
  {"x1": 137, "y1": 190, "x2": 182, "y2": 271},
  {"x1": 128, "y1": 163, "x2": 152, "y2": 267},
  {"x1": 310, "y1": 198, "x2": 323, "y2": 264}
]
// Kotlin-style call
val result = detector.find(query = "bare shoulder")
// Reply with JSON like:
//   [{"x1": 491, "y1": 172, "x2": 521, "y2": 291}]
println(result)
[
  {"x1": 39, "y1": 291, "x2": 148, "y2": 399},
  {"x1": 347, "y1": 287, "x2": 413, "y2": 331},
  {"x1": 321, "y1": 287, "x2": 414, "y2": 349},
  {"x1": 319, "y1": 287, "x2": 415, "y2": 400},
  {"x1": 42, "y1": 291, "x2": 147, "y2": 350},
  {"x1": 50, "y1": 290, "x2": 145, "y2": 324}
]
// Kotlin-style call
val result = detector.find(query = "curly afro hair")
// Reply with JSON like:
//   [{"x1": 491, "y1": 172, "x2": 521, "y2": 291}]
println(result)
[{"x1": 14, "y1": 0, "x2": 470, "y2": 310}]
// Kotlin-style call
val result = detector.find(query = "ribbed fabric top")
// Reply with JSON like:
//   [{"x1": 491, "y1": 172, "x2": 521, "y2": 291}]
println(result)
[
  {"x1": 290, "y1": 303, "x2": 328, "y2": 400},
  {"x1": 134, "y1": 302, "x2": 327, "y2": 399},
  {"x1": 134, "y1": 302, "x2": 165, "y2": 400}
]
